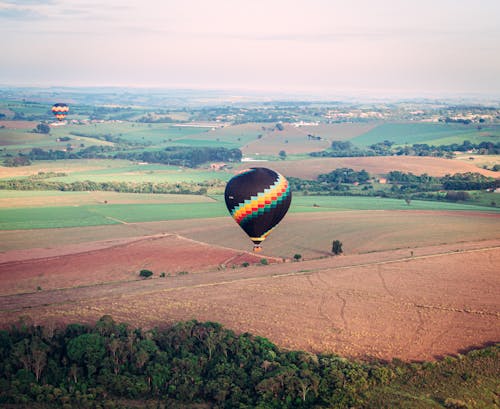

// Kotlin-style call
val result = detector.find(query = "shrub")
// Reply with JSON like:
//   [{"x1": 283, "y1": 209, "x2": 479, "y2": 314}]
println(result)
[
  {"x1": 293, "y1": 254, "x2": 302, "y2": 262},
  {"x1": 139, "y1": 269, "x2": 153, "y2": 278},
  {"x1": 241, "y1": 262, "x2": 249, "y2": 267},
  {"x1": 260, "y1": 258, "x2": 268, "y2": 265},
  {"x1": 444, "y1": 398, "x2": 469, "y2": 409}
]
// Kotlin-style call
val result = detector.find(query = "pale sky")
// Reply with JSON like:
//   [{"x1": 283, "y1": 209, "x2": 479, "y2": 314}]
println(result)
[{"x1": 1, "y1": 0, "x2": 499, "y2": 97}]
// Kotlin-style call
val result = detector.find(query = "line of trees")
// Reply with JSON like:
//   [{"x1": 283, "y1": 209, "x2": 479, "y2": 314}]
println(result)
[
  {"x1": 115, "y1": 147, "x2": 242, "y2": 168},
  {"x1": 0, "y1": 178, "x2": 224, "y2": 195},
  {"x1": 387, "y1": 171, "x2": 499, "y2": 191},
  {"x1": 288, "y1": 169, "x2": 499, "y2": 204},
  {"x1": 24, "y1": 146, "x2": 242, "y2": 168},
  {"x1": 310, "y1": 140, "x2": 500, "y2": 159}
]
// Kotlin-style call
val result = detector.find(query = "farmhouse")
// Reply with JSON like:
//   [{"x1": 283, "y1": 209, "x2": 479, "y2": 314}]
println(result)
[{"x1": 210, "y1": 163, "x2": 227, "y2": 171}]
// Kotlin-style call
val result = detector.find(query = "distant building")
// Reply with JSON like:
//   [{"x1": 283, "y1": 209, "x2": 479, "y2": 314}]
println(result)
[{"x1": 210, "y1": 163, "x2": 227, "y2": 171}]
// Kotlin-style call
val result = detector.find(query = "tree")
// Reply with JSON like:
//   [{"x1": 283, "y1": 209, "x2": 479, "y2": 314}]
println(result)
[
  {"x1": 332, "y1": 240, "x2": 343, "y2": 255},
  {"x1": 293, "y1": 254, "x2": 302, "y2": 262},
  {"x1": 275, "y1": 123, "x2": 284, "y2": 131},
  {"x1": 33, "y1": 123, "x2": 50, "y2": 134},
  {"x1": 279, "y1": 150, "x2": 287, "y2": 159},
  {"x1": 67, "y1": 333, "x2": 106, "y2": 376}
]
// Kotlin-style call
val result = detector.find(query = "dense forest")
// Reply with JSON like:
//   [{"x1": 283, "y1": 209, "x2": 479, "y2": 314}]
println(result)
[{"x1": 0, "y1": 317, "x2": 498, "y2": 409}]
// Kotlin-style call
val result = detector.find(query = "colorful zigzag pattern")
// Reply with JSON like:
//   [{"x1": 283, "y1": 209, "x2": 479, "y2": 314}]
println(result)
[{"x1": 231, "y1": 174, "x2": 290, "y2": 226}]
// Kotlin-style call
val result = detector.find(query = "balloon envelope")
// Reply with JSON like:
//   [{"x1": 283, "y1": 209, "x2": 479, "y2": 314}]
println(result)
[
  {"x1": 51, "y1": 103, "x2": 69, "y2": 121},
  {"x1": 224, "y1": 167, "x2": 291, "y2": 251}
]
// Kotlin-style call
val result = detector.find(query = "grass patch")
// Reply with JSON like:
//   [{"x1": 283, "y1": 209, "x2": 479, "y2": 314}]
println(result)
[
  {"x1": 0, "y1": 206, "x2": 118, "y2": 229},
  {"x1": 350, "y1": 123, "x2": 484, "y2": 147},
  {"x1": 291, "y1": 195, "x2": 500, "y2": 213}
]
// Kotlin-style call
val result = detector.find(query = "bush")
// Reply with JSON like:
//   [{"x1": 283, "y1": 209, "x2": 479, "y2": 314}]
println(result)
[
  {"x1": 332, "y1": 240, "x2": 343, "y2": 255},
  {"x1": 260, "y1": 258, "x2": 268, "y2": 265},
  {"x1": 293, "y1": 254, "x2": 302, "y2": 261},
  {"x1": 241, "y1": 262, "x2": 249, "y2": 267},
  {"x1": 139, "y1": 269, "x2": 153, "y2": 278}
]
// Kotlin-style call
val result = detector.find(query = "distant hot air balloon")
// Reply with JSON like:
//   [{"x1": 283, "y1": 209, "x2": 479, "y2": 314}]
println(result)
[
  {"x1": 51, "y1": 103, "x2": 69, "y2": 121},
  {"x1": 225, "y1": 167, "x2": 292, "y2": 252}
]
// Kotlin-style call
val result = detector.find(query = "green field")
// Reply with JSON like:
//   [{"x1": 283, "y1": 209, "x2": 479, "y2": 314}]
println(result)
[
  {"x1": 0, "y1": 206, "x2": 117, "y2": 229},
  {"x1": 1, "y1": 194, "x2": 498, "y2": 230},
  {"x1": 291, "y1": 195, "x2": 500, "y2": 212},
  {"x1": 39, "y1": 164, "x2": 233, "y2": 184},
  {"x1": 350, "y1": 122, "x2": 500, "y2": 146},
  {"x1": 56, "y1": 122, "x2": 210, "y2": 143}
]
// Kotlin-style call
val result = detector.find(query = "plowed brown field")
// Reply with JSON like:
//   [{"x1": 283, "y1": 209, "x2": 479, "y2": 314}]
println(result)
[
  {"x1": 0, "y1": 234, "x2": 274, "y2": 295},
  {"x1": 235, "y1": 156, "x2": 499, "y2": 178}
]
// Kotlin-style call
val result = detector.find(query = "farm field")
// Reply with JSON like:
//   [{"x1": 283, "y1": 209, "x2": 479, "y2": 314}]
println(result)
[
  {"x1": 242, "y1": 124, "x2": 330, "y2": 155},
  {"x1": 49, "y1": 122, "x2": 213, "y2": 146},
  {"x1": 0, "y1": 233, "x2": 274, "y2": 296},
  {"x1": 0, "y1": 159, "x2": 132, "y2": 178},
  {"x1": 0, "y1": 159, "x2": 233, "y2": 184},
  {"x1": 0, "y1": 111, "x2": 499, "y2": 369},
  {"x1": 1, "y1": 193, "x2": 498, "y2": 231},
  {"x1": 0, "y1": 190, "x2": 215, "y2": 208},
  {"x1": 235, "y1": 156, "x2": 499, "y2": 178},
  {"x1": 350, "y1": 122, "x2": 500, "y2": 146},
  {"x1": 0, "y1": 233, "x2": 498, "y2": 361}
]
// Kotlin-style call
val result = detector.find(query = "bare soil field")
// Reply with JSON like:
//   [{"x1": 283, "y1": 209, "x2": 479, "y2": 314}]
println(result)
[
  {"x1": 241, "y1": 123, "x2": 377, "y2": 156},
  {"x1": 296, "y1": 123, "x2": 378, "y2": 140},
  {"x1": 242, "y1": 127, "x2": 330, "y2": 155},
  {"x1": 0, "y1": 239, "x2": 498, "y2": 362},
  {"x1": 145, "y1": 210, "x2": 500, "y2": 259},
  {"x1": 0, "y1": 233, "x2": 273, "y2": 295},
  {"x1": 0, "y1": 209, "x2": 498, "y2": 361},
  {"x1": 236, "y1": 156, "x2": 500, "y2": 178},
  {"x1": 0, "y1": 191, "x2": 215, "y2": 208},
  {"x1": 1, "y1": 210, "x2": 499, "y2": 258},
  {"x1": 0, "y1": 120, "x2": 38, "y2": 129}
]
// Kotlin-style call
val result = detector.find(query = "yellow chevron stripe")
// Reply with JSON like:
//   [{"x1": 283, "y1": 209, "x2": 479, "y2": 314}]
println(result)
[{"x1": 232, "y1": 175, "x2": 288, "y2": 223}]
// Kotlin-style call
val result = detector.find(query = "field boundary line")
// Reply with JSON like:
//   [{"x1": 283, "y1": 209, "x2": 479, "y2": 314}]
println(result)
[
  {"x1": 104, "y1": 216, "x2": 128, "y2": 224},
  {"x1": 271, "y1": 245, "x2": 500, "y2": 279}
]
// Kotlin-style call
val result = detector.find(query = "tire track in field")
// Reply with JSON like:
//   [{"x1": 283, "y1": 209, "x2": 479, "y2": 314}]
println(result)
[
  {"x1": 307, "y1": 274, "x2": 339, "y2": 334},
  {"x1": 105, "y1": 216, "x2": 128, "y2": 224},
  {"x1": 377, "y1": 265, "x2": 394, "y2": 298},
  {"x1": 336, "y1": 291, "x2": 349, "y2": 331}
]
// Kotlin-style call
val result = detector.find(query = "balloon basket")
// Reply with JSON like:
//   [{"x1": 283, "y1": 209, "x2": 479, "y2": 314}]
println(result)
[{"x1": 253, "y1": 245, "x2": 262, "y2": 253}]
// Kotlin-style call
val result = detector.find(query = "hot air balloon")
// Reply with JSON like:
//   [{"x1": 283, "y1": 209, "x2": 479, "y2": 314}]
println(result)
[
  {"x1": 225, "y1": 167, "x2": 291, "y2": 252},
  {"x1": 51, "y1": 103, "x2": 69, "y2": 121}
]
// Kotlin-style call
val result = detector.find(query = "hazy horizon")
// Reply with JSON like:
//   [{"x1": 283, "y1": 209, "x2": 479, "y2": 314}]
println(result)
[{"x1": 1, "y1": 0, "x2": 499, "y2": 97}]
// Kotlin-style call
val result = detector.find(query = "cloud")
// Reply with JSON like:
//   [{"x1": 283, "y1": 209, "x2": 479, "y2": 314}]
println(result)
[
  {"x1": 1, "y1": 0, "x2": 55, "y2": 4},
  {"x1": 0, "y1": 7, "x2": 42, "y2": 19}
]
